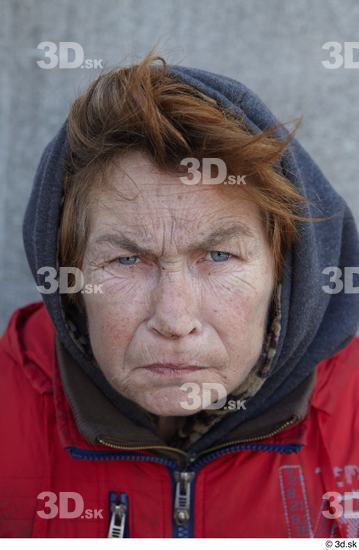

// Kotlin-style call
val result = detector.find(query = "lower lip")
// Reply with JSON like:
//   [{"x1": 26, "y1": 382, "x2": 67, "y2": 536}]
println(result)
[{"x1": 141, "y1": 366, "x2": 202, "y2": 377}]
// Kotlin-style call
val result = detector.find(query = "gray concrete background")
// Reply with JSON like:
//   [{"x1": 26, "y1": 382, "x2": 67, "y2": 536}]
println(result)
[{"x1": 0, "y1": 0, "x2": 358, "y2": 332}]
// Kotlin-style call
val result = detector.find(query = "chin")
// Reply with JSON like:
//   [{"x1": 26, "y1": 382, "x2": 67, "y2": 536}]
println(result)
[{"x1": 134, "y1": 387, "x2": 205, "y2": 416}]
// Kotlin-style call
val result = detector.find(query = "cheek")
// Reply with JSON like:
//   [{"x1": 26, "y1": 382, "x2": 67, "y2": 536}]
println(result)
[
  {"x1": 206, "y1": 268, "x2": 274, "y2": 356},
  {"x1": 207, "y1": 263, "x2": 273, "y2": 322},
  {"x1": 84, "y1": 295, "x2": 140, "y2": 363},
  {"x1": 212, "y1": 293, "x2": 267, "y2": 349}
]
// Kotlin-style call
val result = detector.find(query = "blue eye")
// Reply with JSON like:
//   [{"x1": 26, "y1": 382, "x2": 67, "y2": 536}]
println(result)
[
  {"x1": 208, "y1": 251, "x2": 231, "y2": 262},
  {"x1": 117, "y1": 256, "x2": 139, "y2": 266}
]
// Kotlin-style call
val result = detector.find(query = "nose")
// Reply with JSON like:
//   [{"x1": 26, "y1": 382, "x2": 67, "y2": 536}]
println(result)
[{"x1": 147, "y1": 268, "x2": 202, "y2": 339}]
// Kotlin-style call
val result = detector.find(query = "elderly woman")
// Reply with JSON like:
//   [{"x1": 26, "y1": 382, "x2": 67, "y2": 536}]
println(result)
[{"x1": 0, "y1": 55, "x2": 358, "y2": 538}]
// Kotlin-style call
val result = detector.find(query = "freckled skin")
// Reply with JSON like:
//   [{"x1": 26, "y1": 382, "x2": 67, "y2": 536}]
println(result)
[{"x1": 82, "y1": 151, "x2": 275, "y2": 420}]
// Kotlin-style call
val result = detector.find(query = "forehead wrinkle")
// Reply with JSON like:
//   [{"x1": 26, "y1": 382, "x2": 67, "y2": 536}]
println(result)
[
  {"x1": 156, "y1": 217, "x2": 180, "y2": 258},
  {"x1": 90, "y1": 220, "x2": 256, "y2": 258}
]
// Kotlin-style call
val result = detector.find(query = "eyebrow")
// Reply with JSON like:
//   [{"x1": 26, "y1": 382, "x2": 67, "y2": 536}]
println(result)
[{"x1": 90, "y1": 222, "x2": 256, "y2": 256}]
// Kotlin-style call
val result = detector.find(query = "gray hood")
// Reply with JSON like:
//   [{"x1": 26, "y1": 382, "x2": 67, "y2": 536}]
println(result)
[{"x1": 22, "y1": 64, "x2": 359, "y2": 454}]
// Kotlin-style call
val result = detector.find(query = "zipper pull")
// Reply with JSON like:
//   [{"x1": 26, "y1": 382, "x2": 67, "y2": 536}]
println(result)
[
  {"x1": 173, "y1": 471, "x2": 195, "y2": 526},
  {"x1": 108, "y1": 492, "x2": 128, "y2": 538}
]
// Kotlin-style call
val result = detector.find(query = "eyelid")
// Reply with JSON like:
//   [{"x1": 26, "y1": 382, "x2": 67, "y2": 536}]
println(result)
[
  {"x1": 108, "y1": 253, "x2": 155, "y2": 267},
  {"x1": 105, "y1": 248, "x2": 241, "y2": 266}
]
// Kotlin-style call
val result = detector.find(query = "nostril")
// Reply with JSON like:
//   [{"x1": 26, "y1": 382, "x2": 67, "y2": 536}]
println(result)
[{"x1": 148, "y1": 316, "x2": 202, "y2": 339}]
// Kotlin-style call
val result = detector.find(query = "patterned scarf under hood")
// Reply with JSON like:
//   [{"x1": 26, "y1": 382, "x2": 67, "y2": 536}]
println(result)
[{"x1": 22, "y1": 64, "x2": 359, "y2": 453}]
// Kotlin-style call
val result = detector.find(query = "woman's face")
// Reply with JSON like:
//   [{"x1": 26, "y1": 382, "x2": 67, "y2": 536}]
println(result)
[{"x1": 81, "y1": 151, "x2": 275, "y2": 416}]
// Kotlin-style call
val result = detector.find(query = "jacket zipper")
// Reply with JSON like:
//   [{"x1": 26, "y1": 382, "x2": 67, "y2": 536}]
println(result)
[
  {"x1": 194, "y1": 415, "x2": 299, "y2": 459},
  {"x1": 97, "y1": 415, "x2": 299, "y2": 460},
  {"x1": 95, "y1": 415, "x2": 300, "y2": 537},
  {"x1": 66, "y1": 415, "x2": 303, "y2": 537},
  {"x1": 172, "y1": 471, "x2": 196, "y2": 537},
  {"x1": 108, "y1": 492, "x2": 128, "y2": 538}
]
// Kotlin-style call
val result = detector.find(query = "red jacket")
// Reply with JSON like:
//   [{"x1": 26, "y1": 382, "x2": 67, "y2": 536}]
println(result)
[{"x1": 0, "y1": 302, "x2": 358, "y2": 538}]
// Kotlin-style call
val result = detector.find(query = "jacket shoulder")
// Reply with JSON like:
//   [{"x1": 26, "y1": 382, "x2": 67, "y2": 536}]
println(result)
[
  {"x1": 0, "y1": 302, "x2": 55, "y2": 392},
  {"x1": 311, "y1": 337, "x2": 359, "y2": 459},
  {"x1": 0, "y1": 303, "x2": 57, "y2": 536},
  {"x1": 312, "y1": 336, "x2": 359, "y2": 412}
]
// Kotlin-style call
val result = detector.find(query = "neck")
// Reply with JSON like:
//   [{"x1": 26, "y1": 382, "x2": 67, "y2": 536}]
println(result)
[{"x1": 157, "y1": 416, "x2": 185, "y2": 443}]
